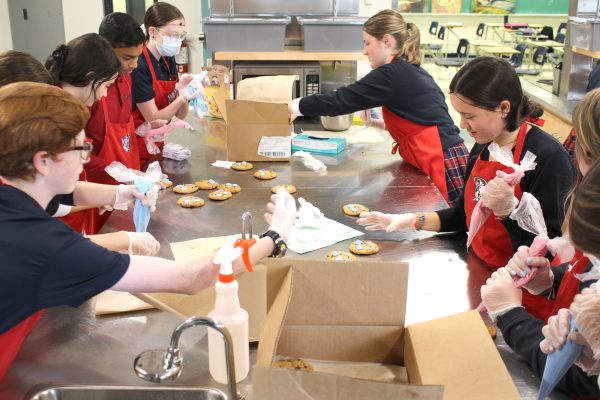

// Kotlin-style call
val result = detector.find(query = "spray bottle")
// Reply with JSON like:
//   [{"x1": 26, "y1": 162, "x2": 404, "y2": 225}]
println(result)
[{"x1": 208, "y1": 240, "x2": 250, "y2": 383}]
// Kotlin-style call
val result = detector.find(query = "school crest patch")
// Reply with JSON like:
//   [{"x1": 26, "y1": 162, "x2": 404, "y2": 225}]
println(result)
[
  {"x1": 122, "y1": 133, "x2": 131, "y2": 152},
  {"x1": 473, "y1": 176, "x2": 487, "y2": 202}
]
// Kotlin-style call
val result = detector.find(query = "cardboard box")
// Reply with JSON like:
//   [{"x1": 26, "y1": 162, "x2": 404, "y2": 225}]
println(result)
[
  {"x1": 291, "y1": 134, "x2": 346, "y2": 155},
  {"x1": 202, "y1": 65, "x2": 230, "y2": 119},
  {"x1": 254, "y1": 259, "x2": 520, "y2": 400},
  {"x1": 213, "y1": 90, "x2": 291, "y2": 162}
]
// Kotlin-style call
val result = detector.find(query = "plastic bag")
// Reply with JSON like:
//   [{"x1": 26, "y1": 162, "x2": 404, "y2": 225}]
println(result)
[
  {"x1": 135, "y1": 120, "x2": 194, "y2": 155},
  {"x1": 187, "y1": 71, "x2": 209, "y2": 118},
  {"x1": 467, "y1": 143, "x2": 537, "y2": 248},
  {"x1": 292, "y1": 151, "x2": 327, "y2": 175},
  {"x1": 295, "y1": 197, "x2": 325, "y2": 228},
  {"x1": 104, "y1": 161, "x2": 164, "y2": 232},
  {"x1": 163, "y1": 142, "x2": 191, "y2": 161}
]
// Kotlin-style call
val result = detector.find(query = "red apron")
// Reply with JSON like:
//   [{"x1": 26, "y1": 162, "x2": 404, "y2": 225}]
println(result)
[
  {"x1": 464, "y1": 122, "x2": 554, "y2": 321},
  {"x1": 551, "y1": 251, "x2": 589, "y2": 314},
  {"x1": 88, "y1": 86, "x2": 140, "y2": 231},
  {"x1": 132, "y1": 46, "x2": 178, "y2": 170},
  {"x1": 0, "y1": 310, "x2": 44, "y2": 380},
  {"x1": 382, "y1": 107, "x2": 449, "y2": 203}
]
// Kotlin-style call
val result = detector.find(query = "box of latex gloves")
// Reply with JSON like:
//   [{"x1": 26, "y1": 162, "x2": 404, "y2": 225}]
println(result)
[
  {"x1": 292, "y1": 134, "x2": 346, "y2": 155},
  {"x1": 213, "y1": 75, "x2": 296, "y2": 162}
]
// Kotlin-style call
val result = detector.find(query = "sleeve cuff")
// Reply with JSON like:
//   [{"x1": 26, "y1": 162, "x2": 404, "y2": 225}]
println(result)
[
  {"x1": 291, "y1": 98, "x2": 303, "y2": 116},
  {"x1": 52, "y1": 204, "x2": 72, "y2": 218}
]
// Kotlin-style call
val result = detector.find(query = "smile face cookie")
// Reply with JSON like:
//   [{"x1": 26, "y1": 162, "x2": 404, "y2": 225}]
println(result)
[
  {"x1": 209, "y1": 190, "x2": 233, "y2": 201},
  {"x1": 326, "y1": 251, "x2": 356, "y2": 262},
  {"x1": 195, "y1": 179, "x2": 219, "y2": 190},
  {"x1": 271, "y1": 184, "x2": 296, "y2": 194},
  {"x1": 231, "y1": 161, "x2": 253, "y2": 171},
  {"x1": 177, "y1": 196, "x2": 205, "y2": 208},
  {"x1": 343, "y1": 204, "x2": 369, "y2": 216},
  {"x1": 173, "y1": 184, "x2": 199, "y2": 194},
  {"x1": 160, "y1": 178, "x2": 173, "y2": 189},
  {"x1": 217, "y1": 182, "x2": 241, "y2": 193},
  {"x1": 349, "y1": 240, "x2": 379, "y2": 255},
  {"x1": 253, "y1": 169, "x2": 277, "y2": 180}
]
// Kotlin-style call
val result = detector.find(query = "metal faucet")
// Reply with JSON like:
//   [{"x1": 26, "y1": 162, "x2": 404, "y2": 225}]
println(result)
[{"x1": 134, "y1": 316, "x2": 243, "y2": 400}]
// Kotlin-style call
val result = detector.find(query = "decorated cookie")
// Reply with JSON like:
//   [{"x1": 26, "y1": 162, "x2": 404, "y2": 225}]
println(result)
[
  {"x1": 272, "y1": 358, "x2": 314, "y2": 372},
  {"x1": 343, "y1": 203, "x2": 369, "y2": 216},
  {"x1": 271, "y1": 184, "x2": 296, "y2": 194},
  {"x1": 326, "y1": 251, "x2": 356, "y2": 262},
  {"x1": 160, "y1": 178, "x2": 173, "y2": 189},
  {"x1": 177, "y1": 196, "x2": 205, "y2": 208},
  {"x1": 172, "y1": 184, "x2": 198, "y2": 194},
  {"x1": 195, "y1": 179, "x2": 219, "y2": 190},
  {"x1": 253, "y1": 169, "x2": 277, "y2": 180},
  {"x1": 209, "y1": 190, "x2": 233, "y2": 201},
  {"x1": 349, "y1": 239, "x2": 379, "y2": 255},
  {"x1": 231, "y1": 161, "x2": 253, "y2": 171},
  {"x1": 217, "y1": 182, "x2": 241, "y2": 193}
]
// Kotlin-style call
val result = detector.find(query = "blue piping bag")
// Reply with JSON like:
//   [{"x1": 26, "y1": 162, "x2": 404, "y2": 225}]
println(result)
[
  {"x1": 133, "y1": 177, "x2": 154, "y2": 233},
  {"x1": 538, "y1": 318, "x2": 584, "y2": 399}
]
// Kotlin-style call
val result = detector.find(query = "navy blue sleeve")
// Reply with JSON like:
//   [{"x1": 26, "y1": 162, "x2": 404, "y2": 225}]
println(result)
[
  {"x1": 498, "y1": 307, "x2": 600, "y2": 397},
  {"x1": 45, "y1": 193, "x2": 74, "y2": 215},
  {"x1": 37, "y1": 226, "x2": 130, "y2": 308},
  {"x1": 131, "y1": 57, "x2": 155, "y2": 105}
]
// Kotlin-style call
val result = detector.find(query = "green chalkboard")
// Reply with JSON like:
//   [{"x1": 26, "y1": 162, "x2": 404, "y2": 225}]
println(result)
[
  {"x1": 515, "y1": 0, "x2": 568, "y2": 14},
  {"x1": 454, "y1": 0, "x2": 568, "y2": 14}
]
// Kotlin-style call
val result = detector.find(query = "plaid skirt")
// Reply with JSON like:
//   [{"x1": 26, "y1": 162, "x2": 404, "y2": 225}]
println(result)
[{"x1": 443, "y1": 142, "x2": 469, "y2": 207}]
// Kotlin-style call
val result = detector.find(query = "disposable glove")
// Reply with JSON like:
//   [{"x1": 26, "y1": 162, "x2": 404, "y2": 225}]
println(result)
[
  {"x1": 175, "y1": 73, "x2": 194, "y2": 91},
  {"x1": 124, "y1": 231, "x2": 160, "y2": 256},
  {"x1": 264, "y1": 188, "x2": 297, "y2": 243},
  {"x1": 505, "y1": 245, "x2": 553, "y2": 294},
  {"x1": 540, "y1": 309, "x2": 572, "y2": 354},
  {"x1": 356, "y1": 211, "x2": 415, "y2": 232},
  {"x1": 358, "y1": 109, "x2": 386, "y2": 130},
  {"x1": 113, "y1": 184, "x2": 159, "y2": 212},
  {"x1": 480, "y1": 267, "x2": 523, "y2": 320},
  {"x1": 480, "y1": 170, "x2": 519, "y2": 218}
]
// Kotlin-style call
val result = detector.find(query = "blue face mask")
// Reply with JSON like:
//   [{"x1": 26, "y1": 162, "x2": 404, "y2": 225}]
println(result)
[{"x1": 155, "y1": 34, "x2": 182, "y2": 57}]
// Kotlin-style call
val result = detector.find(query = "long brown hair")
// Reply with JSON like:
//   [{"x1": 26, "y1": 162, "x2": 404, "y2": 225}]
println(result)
[
  {"x1": 449, "y1": 57, "x2": 543, "y2": 131},
  {"x1": 363, "y1": 9, "x2": 421, "y2": 66},
  {"x1": 143, "y1": 1, "x2": 184, "y2": 40},
  {"x1": 0, "y1": 51, "x2": 53, "y2": 86},
  {"x1": 570, "y1": 159, "x2": 600, "y2": 255}
]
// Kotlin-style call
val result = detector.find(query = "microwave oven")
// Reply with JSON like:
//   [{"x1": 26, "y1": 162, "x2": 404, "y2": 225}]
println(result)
[{"x1": 233, "y1": 61, "x2": 321, "y2": 99}]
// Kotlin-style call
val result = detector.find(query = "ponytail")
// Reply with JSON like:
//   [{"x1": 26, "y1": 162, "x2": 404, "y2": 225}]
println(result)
[{"x1": 364, "y1": 10, "x2": 421, "y2": 66}]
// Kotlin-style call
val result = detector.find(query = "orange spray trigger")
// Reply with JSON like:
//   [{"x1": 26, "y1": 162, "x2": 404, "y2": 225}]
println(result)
[{"x1": 234, "y1": 211, "x2": 256, "y2": 272}]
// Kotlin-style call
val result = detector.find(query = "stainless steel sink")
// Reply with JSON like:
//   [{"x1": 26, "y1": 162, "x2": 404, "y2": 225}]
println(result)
[{"x1": 24, "y1": 385, "x2": 227, "y2": 400}]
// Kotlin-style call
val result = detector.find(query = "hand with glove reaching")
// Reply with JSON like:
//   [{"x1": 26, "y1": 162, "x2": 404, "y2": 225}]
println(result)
[
  {"x1": 264, "y1": 188, "x2": 297, "y2": 244},
  {"x1": 111, "y1": 184, "x2": 159, "y2": 212},
  {"x1": 571, "y1": 285, "x2": 600, "y2": 362},
  {"x1": 176, "y1": 73, "x2": 203, "y2": 103},
  {"x1": 480, "y1": 170, "x2": 519, "y2": 219},
  {"x1": 124, "y1": 231, "x2": 160, "y2": 256},
  {"x1": 480, "y1": 267, "x2": 523, "y2": 321},
  {"x1": 356, "y1": 211, "x2": 415, "y2": 232},
  {"x1": 505, "y1": 245, "x2": 553, "y2": 294}
]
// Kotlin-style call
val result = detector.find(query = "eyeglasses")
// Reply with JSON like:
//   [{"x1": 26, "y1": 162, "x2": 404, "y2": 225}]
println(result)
[
  {"x1": 157, "y1": 28, "x2": 187, "y2": 41},
  {"x1": 70, "y1": 142, "x2": 93, "y2": 161}
]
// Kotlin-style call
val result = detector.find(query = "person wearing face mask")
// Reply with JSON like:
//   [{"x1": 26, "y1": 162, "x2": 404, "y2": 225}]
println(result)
[
  {"x1": 358, "y1": 57, "x2": 575, "y2": 320},
  {"x1": 290, "y1": 10, "x2": 469, "y2": 207},
  {"x1": 131, "y1": 2, "x2": 197, "y2": 170}
]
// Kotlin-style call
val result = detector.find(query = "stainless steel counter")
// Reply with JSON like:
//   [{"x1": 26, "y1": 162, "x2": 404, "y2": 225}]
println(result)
[{"x1": 0, "y1": 115, "x2": 568, "y2": 399}]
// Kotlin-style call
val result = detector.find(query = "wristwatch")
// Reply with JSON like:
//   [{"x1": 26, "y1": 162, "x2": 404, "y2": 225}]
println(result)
[{"x1": 260, "y1": 230, "x2": 287, "y2": 258}]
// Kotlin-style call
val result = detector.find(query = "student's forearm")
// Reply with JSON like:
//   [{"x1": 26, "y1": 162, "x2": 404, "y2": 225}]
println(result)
[
  {"x1": 73, "y1": 181, "x2": 116, "y2": 207},
  {"x1": 421, "y1": 212, "x2": 442, "y2": 232},
  {"x1": 86, "y1": 232, "x2": 129, "y2": 252}
]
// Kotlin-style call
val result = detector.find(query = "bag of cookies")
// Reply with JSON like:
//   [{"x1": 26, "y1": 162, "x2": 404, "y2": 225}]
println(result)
[{"x1": 203, "y1": 65, "x2": 230, "y2": 119}]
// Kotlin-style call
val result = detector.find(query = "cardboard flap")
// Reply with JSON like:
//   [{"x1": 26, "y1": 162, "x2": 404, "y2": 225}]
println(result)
[
  {"x1": 213, "y1": 86, "x2": 230, "y2": 123},
  {"x1": 405, "y1": 311, "x2": 520, "y2": 400},
  {"x1": 253, "y1": 367, "x2": 443, "y2": 400},
  {"x1": 225, "y1": 100, "x2": 290, "y2": 125}
]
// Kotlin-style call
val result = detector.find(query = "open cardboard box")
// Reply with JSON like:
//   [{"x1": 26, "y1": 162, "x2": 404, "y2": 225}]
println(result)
[
  {"x1": 254, "y1": 258, "x2": 520, "y2": 400},
  {"x1": 213, "y1": 83, "x2": 292, "y2": 162}
]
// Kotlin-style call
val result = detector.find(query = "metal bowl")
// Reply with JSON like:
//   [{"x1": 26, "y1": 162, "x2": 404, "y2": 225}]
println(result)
[{"x1": 320, "y1": 114, "x2": 353, "y2": 131}]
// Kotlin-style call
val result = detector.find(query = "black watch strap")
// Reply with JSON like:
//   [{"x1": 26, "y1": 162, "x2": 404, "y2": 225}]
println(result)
[{"x1": 260, "y1": 230, "x2": 287, "y2": 258}]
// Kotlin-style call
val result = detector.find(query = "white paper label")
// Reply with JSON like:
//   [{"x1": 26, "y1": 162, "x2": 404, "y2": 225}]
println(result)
[{"x1": 258, "y1": 136, "x2": 291, "y2": 158}]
